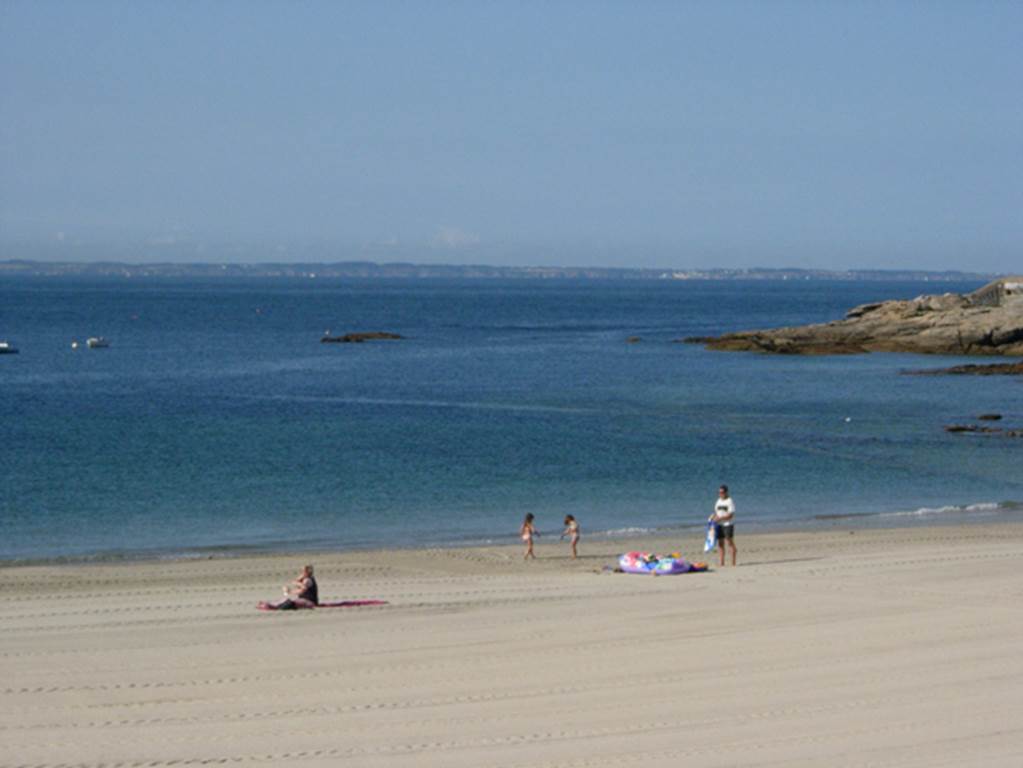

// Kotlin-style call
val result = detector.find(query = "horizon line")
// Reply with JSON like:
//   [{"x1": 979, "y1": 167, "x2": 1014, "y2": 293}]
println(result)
[{"x1": 0, "y1": 258, "x2": 998, "y2": 281}]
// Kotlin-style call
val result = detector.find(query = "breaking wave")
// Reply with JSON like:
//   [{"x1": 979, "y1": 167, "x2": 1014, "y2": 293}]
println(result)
[{"x1": 816, "y1": 500, "x2": 1021, "y2": 522}]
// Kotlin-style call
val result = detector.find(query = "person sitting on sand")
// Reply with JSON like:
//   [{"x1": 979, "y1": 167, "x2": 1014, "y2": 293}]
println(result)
[
  {"x1": 710, "y1": 485, "x2": 737, "y2": 567},
  {"x1": 561, "y1": 514, "x2": 580, "y2": 559},
  {"x1": 521, "y1": 513, "x2": 538, "y2": 560},
  {"x1": 266, "y1": 564, "x2": 319, "y2": 610}
]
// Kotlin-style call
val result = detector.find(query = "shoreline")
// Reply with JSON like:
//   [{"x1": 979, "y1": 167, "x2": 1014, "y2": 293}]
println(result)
[
  {"x1": 3, "y1": 516, "x2": 1021, "y2": 577},
  {"x1": 4, "y1": 499, "x2": 1020, "y2": 568}
]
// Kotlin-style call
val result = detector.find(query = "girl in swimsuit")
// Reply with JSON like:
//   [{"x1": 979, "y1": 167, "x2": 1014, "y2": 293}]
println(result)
[
  {"x1": 520, "y1": 513, "x2": 537, "y2": 560},
  {"x1": 561, "y1": 515, "x2": 580, "y2": 559}
]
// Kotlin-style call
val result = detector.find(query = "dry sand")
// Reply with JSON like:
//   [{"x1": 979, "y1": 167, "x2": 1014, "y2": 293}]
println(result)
[{"x1": 2, "y1": 524, "x2": 1022, "y2": 767}]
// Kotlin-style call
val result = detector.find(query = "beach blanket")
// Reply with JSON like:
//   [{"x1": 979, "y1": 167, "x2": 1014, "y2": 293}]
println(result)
[
  {"x1": 703, "y1": 521, "x2": 717, "y2": 553},
  {"x1": 257, "y1": 600, "x2": 388, "y2": 611}
]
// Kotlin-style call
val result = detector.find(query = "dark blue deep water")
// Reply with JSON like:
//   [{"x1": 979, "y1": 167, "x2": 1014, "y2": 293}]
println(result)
[{"x1": 2, "y1": 277, "x2": 1021, "y2": 561}]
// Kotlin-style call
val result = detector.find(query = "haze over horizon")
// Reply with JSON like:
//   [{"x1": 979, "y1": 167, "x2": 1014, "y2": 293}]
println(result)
[{"x1": 2, "y1": 1, "x2": 1020, "y2": 273}]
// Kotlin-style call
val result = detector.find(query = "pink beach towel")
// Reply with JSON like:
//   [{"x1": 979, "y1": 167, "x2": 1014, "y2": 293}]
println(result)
[{"x1": 257, "y1": 600, "x2": 388, "y2": 611}]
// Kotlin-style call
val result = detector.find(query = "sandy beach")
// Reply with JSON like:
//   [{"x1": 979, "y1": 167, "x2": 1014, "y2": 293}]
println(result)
[{"x1": 2, "y1": 524, "x2": 1022, "y2": 767}]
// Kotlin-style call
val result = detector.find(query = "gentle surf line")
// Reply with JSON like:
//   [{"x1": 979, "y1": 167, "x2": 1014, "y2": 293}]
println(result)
[{"x1": 240, "y1": 393, "x2": 599, "y2": 414}]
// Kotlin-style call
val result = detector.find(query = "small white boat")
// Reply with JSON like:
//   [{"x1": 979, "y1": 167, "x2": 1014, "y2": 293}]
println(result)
[
  {"x1": 86, "y1": 337, "x2": 110, "y2": 349},
  {"x1": 0, "y1": 340, "x2": 17, "y2": 354}
]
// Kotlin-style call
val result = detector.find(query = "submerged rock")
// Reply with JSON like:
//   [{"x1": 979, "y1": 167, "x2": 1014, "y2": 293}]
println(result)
[
  {"x1": 689, "y1": 277, "x2": 1023, "y2": 356},
  {"x1": 904, "y1": 362, "x2": 1023, "y2": 376},
  {"x1": 944, "y1": 424, "x2": 1023, "y2": 438},
  {"x1": 321, "y1": 332, "x2": 404, "y2": 343}
]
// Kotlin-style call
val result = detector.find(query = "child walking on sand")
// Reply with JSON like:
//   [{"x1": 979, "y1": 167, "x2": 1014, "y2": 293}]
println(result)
[
  {"x1": 520, "y1": 513, "x2": 538, "y2": 560},
  {"x1": 561, "y1": 515, "x2": 580, "y2": 559}
]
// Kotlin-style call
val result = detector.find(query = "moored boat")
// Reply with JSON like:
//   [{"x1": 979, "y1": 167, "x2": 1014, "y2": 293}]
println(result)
[{"x1": 86, "y1": 337, "x2": 110, "y2": 348}]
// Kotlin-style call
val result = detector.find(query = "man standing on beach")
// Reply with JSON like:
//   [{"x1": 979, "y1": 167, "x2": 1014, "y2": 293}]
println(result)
[{"x1": 710, "y1": 485, "x2": 737, "y2": 566}]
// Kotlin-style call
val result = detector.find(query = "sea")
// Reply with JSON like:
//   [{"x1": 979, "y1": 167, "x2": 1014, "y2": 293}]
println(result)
[{"x1": 2, "y1": 276, "x2": 1021, "y2": 563}]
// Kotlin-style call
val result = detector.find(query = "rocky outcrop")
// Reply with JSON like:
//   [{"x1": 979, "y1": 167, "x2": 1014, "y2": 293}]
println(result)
[
  {"x1": 904, "y1": 362, "x2": 1023, "y2": 376},
  {"x1": 321, "y1": 332, "x2": 404, "y2": 343},
  {"x1": 944, "y1": 424, "x2": 1023, "y2": 438},
  {"x1": 688, "y1": 277, "x2": 1023, "y2": 356}
]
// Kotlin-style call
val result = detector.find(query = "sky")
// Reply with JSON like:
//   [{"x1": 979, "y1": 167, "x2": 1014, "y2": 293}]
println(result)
[{"x1": 1, "y1": 0, "x2": 1020, "y2": 271}]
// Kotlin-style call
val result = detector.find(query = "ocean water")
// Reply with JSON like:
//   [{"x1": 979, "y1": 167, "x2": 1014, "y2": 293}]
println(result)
[{"x1": 2, "y1": 276, "x2": 1021, "y2": 562}]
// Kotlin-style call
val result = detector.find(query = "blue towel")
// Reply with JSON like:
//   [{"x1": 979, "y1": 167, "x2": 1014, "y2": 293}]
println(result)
[{"x1": 703, "y1": 521, "x2": 717, "y2": 552}]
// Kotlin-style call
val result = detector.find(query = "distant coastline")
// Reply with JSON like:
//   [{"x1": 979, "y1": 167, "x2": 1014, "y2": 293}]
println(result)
[{"x1": 0, "y1": 258, "x2": 994, "y2": 282}]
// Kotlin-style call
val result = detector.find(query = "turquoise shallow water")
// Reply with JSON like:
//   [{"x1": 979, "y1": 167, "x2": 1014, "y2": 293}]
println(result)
[{"x1": 1, "y1": 277, "x2": 1021, "y2": 562}]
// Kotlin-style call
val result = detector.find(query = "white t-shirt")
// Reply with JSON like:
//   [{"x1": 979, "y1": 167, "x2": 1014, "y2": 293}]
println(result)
[{"x1": 714, "y1": 497, "x2": 735, "y2": 526}]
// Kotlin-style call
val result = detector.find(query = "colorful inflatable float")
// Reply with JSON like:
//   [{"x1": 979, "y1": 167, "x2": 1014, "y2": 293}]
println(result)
[{"x1": 618, "y1": 552, "x2": 708, "y2": 575}]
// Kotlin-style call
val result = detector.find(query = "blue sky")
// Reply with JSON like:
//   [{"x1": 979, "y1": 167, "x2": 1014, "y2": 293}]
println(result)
[{"x1": 1, "y1": 1, "x2": 1020, "y2": 270}]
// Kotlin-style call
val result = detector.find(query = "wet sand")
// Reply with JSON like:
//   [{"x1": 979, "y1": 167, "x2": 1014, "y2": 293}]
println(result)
[{"x1": 2, "y1": 524, "x2": 1022, "y2": 767}]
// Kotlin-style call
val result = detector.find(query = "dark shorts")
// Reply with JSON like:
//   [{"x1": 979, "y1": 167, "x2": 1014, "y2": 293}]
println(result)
[{"x1": 715, "y1": 524, "x2": 734, "y2": 541}]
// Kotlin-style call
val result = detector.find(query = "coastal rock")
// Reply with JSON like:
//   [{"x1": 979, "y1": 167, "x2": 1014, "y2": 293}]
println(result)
[
  {"x1": 690, "y1": 277, "x2": 1023, "y2": 356},
  {"x1": 321, "y1": 332, "x2": 404, "y2": 344},
  {"x1": 904, "y1": 362, "x2": 1023, "y2": 376},
  {"x1": 944, "y1": 424, "x2": 1023, "y2": 438}
]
